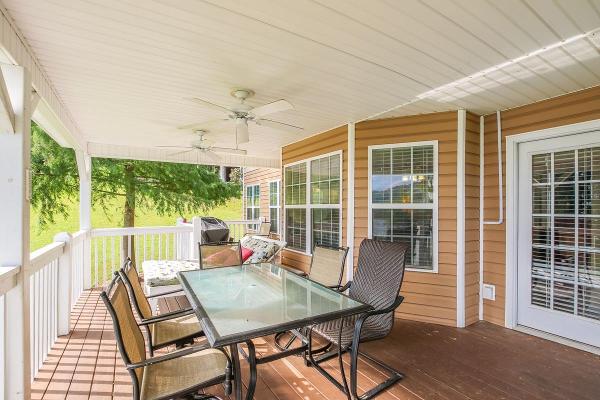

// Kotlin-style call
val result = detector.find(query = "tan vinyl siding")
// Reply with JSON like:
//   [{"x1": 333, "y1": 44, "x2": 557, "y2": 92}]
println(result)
[
  {"x1": 281, "y1": 126, "x2": 348, "y2": 273},
  {"x1": 243, "y1": 168, "x2": 281, "y2": 227},
  {"x1": 355, "y1": 111, "x2": 458, "y2": 326},
  {"x1": 482, "y1": 85, "x2": 600, "y2": 326},
  {"x1": 465, "y1": 112, "x2": 481, "y2": 326}
]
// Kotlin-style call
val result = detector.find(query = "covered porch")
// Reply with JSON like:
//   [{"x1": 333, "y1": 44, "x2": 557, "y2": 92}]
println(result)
[{"x1": 1, "y1": 1, "x2": 600, "y2": 399}]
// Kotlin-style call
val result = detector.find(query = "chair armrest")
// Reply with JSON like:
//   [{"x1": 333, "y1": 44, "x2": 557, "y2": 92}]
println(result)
[
  {"x1": 361, "y1": 295, "x2": 404, "y2": 318},
  {"x1": 146, "y1": 288, "x2": 184, "y2": 298},
  {"x1": 126, "y1": 342, "x2": 213, "y2": 370},
  {"x1": 139, "y1": 308, "x2": 195, "y2": 326},
  {"x1": 337, "y1": 281, "x2": 352, "y2": 292}
]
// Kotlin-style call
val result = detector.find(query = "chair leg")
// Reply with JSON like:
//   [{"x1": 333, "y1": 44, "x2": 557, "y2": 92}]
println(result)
[{"x1": 349, "y1": 346, "x2": 404, "y2": 400}]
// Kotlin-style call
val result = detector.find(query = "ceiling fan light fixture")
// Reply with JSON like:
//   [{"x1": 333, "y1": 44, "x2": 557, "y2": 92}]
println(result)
[{"x1": 236, "y1": 117, "x2": 250, "y2": 144}]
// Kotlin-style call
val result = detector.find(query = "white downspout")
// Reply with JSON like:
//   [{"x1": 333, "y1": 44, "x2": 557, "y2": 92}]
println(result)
[{"x1": 480, "y1": 110, "x2": 504, "y2": 320}]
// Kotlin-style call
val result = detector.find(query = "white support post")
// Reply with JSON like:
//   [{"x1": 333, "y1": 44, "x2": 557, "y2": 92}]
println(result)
[
  {"x1": 76, "y1": 151, "x2": 92, "y2": 289},
  {"x1": 346, "y1": 123, "x2": 355, "y2": 282},
  {"x1": 53, "y1": 233, "x2": 72, "y2": 335},
  {"x1": 0, "y1": 64, "x2": 32, "y2": 399},
  {"x1": 192, "y1": 217, "x2": 202, "y2": 259},
  {"x1": 456, "y1": 109, "x2": 467, "y2": 328}
]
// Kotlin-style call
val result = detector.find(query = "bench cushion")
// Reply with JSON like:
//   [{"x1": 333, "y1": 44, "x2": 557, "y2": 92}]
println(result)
[
  {"x1": 142, "y1": 260, "x2": 199, "y2": 287},
  {"x1": 240, "y1": 236, "x2": 285, "y2": 264}
]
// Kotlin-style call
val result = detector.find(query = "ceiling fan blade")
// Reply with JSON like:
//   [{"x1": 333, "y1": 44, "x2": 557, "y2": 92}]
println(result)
[
  {"x1": 168, "y1": 149, "x2": 195, "y2": 157},
  {"x1": 200, "y1": 150, "x2": 222, "y2": 162},
  {"x1": 255, "y1": 118, "x2": 304, "y2": 132},
  {"x1": 251, "y1": 99, "x2": 294, "y2": 118},
  {"x1": 177, "y1": 118, "x2": 231, "y2": 130},
  {"x1": 211, "y1": 147, "x2": 247, "y2": 155},
  {"x1": 189, "y1": 98, "x2": 233, "y2": 114},
  {"x1": 156, "y1": 145, "x2": 194, "y2": 148},
  {"x1": 236, "y1": 118, "x2": 250, "y2": 144}
]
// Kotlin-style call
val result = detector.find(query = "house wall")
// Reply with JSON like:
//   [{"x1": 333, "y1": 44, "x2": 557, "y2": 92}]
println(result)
[
  {"x1": 242, "y1": 167, "x2": 281, "y2": 226},
  {"x1": 280, "y1": 125, "x2": 348, "y2": 273},
  {"x1": 482, "y1": 85, "x2": 600, "y2": 326},
  {"x1": 355, "y1": 111, "x2": 462, "y2": 326}
]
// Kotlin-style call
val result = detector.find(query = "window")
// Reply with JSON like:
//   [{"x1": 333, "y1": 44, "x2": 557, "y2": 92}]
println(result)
[
  {"x1": 369, "y1": 142, "x2": 437, "y2": 271},
  {"x1": 269, "y1": 180, "x2": 280, "y2": 234},
  {"x1": 245, "y1": 184, "x2": 260, "y2": 220},
  {"x1": 284, "y1": 152, "x2": 342, "y2": 252}
]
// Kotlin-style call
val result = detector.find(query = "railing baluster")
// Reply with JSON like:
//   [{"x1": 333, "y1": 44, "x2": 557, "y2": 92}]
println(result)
[
  {"x1": 94, "y1": 238, "x2": 99, "y2": 288},
  {"x1": 103, "y1": 237, "x2": 107, "y2": 285}
]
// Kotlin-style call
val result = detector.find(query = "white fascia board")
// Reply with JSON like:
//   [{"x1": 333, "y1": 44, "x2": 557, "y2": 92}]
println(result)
[{"x1": 87, "y1": 142, "x2": 281, "y2": 169}]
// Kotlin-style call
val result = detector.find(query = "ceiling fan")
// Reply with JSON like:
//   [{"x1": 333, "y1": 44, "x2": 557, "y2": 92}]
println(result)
[
  {"x1": 178, "y1": 88, "x2": 303, "y2": 144},
  {"x1": 157, "y1": 130, "x2": 247, "y2": 159}
]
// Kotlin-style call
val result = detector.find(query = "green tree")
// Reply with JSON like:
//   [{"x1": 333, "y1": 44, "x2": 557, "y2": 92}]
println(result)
[{"x1": 31, "y1": 123, "x2": 241, "y2": 259}]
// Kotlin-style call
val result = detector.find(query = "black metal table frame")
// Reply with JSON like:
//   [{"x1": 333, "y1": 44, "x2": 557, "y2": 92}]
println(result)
[{"x1": 178, "y1": 265, "x2": 372, "y2": 400}]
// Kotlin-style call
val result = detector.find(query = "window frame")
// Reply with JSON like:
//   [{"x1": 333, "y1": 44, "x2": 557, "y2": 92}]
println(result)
[
  {"x1": 283, "y1": 150, "x2": 343, "y2": 255},
  {"x1": 367, "y1": 141, "x2": 439, "y2": 273},
  {"x1": 268, "y1": 179, "x2": 281, "y2": 234},
  {"x1": 245, "y1": 184, "x2": 260, "y2": 221}
]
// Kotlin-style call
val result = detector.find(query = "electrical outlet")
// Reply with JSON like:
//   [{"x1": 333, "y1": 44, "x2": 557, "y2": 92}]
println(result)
[{"x1": 483, "y1": 284, "x2": 496, "y2": 301}]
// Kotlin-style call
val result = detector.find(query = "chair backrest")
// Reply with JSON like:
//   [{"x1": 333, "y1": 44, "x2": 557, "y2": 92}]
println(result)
[
  {"x1": 199, "y1": 241, "x2": 242, "y2": 269},
  {"x1": 101, "y1": 275, "x2": 146, "y2": 389},
  {"x1": 120, "y1": 259, "x2": 153, "y2": 320},
  {"x1": 350, "y1": 239, "x2": 408, "y2": 335},
  {"x1": 258, "y1": 222, "x2": 271, "y2": 236},
  {"x1": 309, "y1": 245, "x2": 348, "y2": 287}
]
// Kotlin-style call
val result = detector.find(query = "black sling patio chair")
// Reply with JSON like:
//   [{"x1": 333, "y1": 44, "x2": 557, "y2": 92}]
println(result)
[
  {"x1": 119, "y1": 259, "x2": 204, "y2": 356},
  {"x1": 275, "y1": 245, "x2": 350, "y2": 351},
  {"x1": 305, "y1": 239, "x2": 408, "y2": 400},
  {"x1": 101, "y1": 274, "x2": 232, "y2": 400}
]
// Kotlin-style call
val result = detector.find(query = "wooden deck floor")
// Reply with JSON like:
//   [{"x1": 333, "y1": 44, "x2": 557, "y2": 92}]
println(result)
[{"x1": 32, "y1": 289, "x2": 600, "y2": 400}]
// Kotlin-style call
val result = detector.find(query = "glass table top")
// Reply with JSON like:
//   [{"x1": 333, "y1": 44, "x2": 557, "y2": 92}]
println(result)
[{"x1": 178, "y1": 263, "x2": 370, "y2": 347}]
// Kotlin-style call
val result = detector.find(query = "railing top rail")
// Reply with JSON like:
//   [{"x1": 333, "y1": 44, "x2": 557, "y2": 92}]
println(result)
[
  {"x1": 0, "y1": 265, "x2": 20, "y2": 296},
  {"x1": 91, "y1": 225, "x2": 193, "y2": 237},
  {"x1": 29, "y1": 241, "x2": 65, "y2": 272}
]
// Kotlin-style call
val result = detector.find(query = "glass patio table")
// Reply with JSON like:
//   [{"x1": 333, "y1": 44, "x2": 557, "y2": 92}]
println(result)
[{"x1": 178, "y1": 262, "x2": 370, "y2": 400}]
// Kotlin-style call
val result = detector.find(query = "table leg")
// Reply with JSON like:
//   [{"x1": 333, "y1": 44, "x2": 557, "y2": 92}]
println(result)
[
  {"x1": 244, "y1": 340, "x2": 258, "y2": 400},
  {"x1": 230, "y1": 344, "x2": 242, "y2": 400}
]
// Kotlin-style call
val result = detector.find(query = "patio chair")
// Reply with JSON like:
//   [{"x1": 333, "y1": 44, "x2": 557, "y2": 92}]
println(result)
[
  {"x1": 101, "y1": 275, "x2": 232, "y2": 400},
  {"x1": 245, "y1": 221, "x2": 271, "y2": 236},
  {"x1": 119, "y1": 260, "x2": 204, "y2": 356},
  {"x1": 199, "y1": 241, "x2": 242, "y2": 269},
  {"x1": 275, "y1": 245, "x2": 349, "y2": 351},
  {"x1": 306, "y1": 239, "x2": 408, "y2": 400}
]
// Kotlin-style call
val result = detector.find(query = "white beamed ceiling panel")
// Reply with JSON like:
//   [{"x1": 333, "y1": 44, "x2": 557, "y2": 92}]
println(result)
[{"x1": 2, "y1": 0, "x2": 600, "y2": 164}]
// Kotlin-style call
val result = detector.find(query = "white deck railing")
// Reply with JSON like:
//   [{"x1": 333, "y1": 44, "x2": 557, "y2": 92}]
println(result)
[
  {"x1": 88, "y1": 218, "x2": 259, "y2": 287},
  {"x1": 29, "y1": 242, "x2": 63, "y2": 378},
  {"x1": 0, "y1": 217, "x2": 260, "y2": 391}
]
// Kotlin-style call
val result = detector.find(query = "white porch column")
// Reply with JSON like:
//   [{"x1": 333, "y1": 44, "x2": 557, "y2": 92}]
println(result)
[
  {"x1": 0, "y1": 64, "x2": 32, "y2": 399},
  {"x1": 192, "y1": 217, "x2": 202, "y2": 259},
  {"x1": 346, "y1": 123, "x2": 355, "y2": 282},
  {"x1": 76, "y1": 151, "x2": 92, "y2": 288}
]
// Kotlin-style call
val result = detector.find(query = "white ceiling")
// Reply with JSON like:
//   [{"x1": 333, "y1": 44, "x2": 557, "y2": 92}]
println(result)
[{"x1": 2, "y1": 0, "x2": 600, "y2": 166}]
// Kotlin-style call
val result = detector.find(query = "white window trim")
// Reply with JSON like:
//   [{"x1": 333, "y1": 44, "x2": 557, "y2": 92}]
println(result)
[
  {"x1": 283, "y1": 150, "x2": 343, "y2": 255},
  {"x1": 367, "y1": 140, "x2": 439, "y2": 273},
  {"x1": 245, "y1": 184, "x2": 260, "y2": 220},
  {"x1": 268, "y1": 179, "x2": 281, "y2": 234}
]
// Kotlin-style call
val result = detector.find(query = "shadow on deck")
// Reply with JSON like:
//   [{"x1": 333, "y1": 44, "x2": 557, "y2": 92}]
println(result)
[{"x1": 32, "y1": 289, "x2": 600, "y2": 400}]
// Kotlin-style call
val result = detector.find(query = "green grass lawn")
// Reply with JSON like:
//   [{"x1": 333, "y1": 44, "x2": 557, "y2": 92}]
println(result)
[{"x1": 30, "y1": 197, "x2": 243, "y2": 251}]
